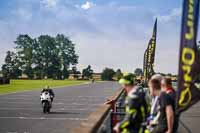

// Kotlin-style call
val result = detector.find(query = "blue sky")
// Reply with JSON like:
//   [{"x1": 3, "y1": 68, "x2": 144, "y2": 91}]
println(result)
[{"x1": 0, "y1": 0, "x2": 199, "y2": 74}]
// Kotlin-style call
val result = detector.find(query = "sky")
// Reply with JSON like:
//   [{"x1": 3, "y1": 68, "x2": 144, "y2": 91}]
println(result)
[{"x1": 0, "y1": 0, "x2": 199, "y2": 74}]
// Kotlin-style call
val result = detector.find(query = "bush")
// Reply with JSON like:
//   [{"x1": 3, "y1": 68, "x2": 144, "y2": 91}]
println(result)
[{"x1": 101, "y1": 68, "x2": 115, "y2": 81}]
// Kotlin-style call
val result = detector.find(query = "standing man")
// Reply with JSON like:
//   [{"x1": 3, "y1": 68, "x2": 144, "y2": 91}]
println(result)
[
  {"x1": 161, "y1": 77, "x2": 176, "y2": 100},
  {"x1": 148, "y1": 78, "x2": 174, "y2": 133},
  {"x1": 161, "y1": 77, "x2": 179, "y2": 133},
  {"x1": 149, "y1": 74, "x2": 163, "y2": 121},
  {"x1": 114, "y1": 73, "x2": 149, "y2": 133}
]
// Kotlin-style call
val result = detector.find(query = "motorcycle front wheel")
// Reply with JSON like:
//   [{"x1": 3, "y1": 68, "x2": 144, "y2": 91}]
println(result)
[{"x1": 43, "y1": 102, "x2": 48, "y2": 113}]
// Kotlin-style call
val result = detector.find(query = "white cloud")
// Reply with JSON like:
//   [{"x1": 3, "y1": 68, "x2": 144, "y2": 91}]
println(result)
[
  {"x1": 81, "y1": 1, "x2": 95, "y2": 10},
  {"x1": 40, "y1": 0, "x2": 59, "y2": 8},
  {"x1": 154, "y1": 8, "x2": 181, "y2": 23}
]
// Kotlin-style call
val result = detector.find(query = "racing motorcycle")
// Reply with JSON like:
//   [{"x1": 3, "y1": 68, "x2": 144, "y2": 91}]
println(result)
[{"x1": 40, "y1": 91, "x2": 52, "y2": 113}]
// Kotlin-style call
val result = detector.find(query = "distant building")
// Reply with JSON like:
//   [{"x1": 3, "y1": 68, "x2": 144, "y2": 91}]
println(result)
[
  {"x1": 68, "y1": 74, "x2": 82, "y2": 80},
  {"x1": 68, "y1": 73, "x2": 102, "y2": 80},
  {"x1": 18, "y1": 74, "x2": 29, "y2": 79},
  {"x1": 171, "y1": 76, "x2": 177, "y2": 82},
  {"x1": 92, "y1": 73, "x2": 102, "y2": 80}
]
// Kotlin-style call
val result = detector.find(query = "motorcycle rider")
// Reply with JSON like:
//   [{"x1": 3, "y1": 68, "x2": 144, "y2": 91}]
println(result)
[
  {"x1": 114, "y1": 73, "x2": 150, "y2": 133},
  {"x1": 41, "y1": 85, "x2": 55, "y2": 102}
]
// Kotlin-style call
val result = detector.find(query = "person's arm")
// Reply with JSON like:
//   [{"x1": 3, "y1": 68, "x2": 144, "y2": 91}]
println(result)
[
  {"x1": 104, "y1": 99, "x2": 115, "y2": 105},
  {"x1": 165, "y1": 105, "x2": 174, "y2": 133},
  {"x1": 49, "y1": 89, "x2": 54, "y2": 96},
  {"x1": 41, "y1": 89, "x2": 45, "y2": 94}
]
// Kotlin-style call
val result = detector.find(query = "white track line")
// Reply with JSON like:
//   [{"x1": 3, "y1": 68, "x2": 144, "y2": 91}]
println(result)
[
  {"x1": 1, "y1": 95, "x2": 106, "y2": 98},
  {"x1": 0, "y1": 97, "x2": 106, "y2": 101},
  {"x1": 0, "y1": 107, "x2": 94, "y2": 111},
  {"x1": 0, "y1": 101, "x2": 100, "y2": 106},
  {"x1": 0, "y1": 116, "x2": 87, "y2": 121}
]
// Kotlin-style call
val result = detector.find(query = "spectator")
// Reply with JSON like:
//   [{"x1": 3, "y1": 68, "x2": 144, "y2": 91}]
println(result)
[
  {"x1": 149, "y1": 74, "x2": 163, "y2": 122},
  {"x1": 148, "y1": 78, "x2": 174, "y2": 133},
  {"x1": 161, "y1": 77, "x2": 179, "y2": 133},
  {"x1": 114, "y1": 73, "x2": 149, "y2": 133}
]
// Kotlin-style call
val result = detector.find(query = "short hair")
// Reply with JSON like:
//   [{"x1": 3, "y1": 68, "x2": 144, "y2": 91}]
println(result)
[
  {"x1": 149, "y1": 78, "x2": 161, "y2": 90},
  {"x1": 151, "y1": 74, "x2": 163, "y2": 82},
  {"x1": 162, "y1": 77, "x2": 172, "y2": 86}
]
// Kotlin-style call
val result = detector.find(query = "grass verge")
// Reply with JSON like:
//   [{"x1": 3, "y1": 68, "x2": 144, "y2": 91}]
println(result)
[{"x1": 0, "y1": 79, "x2": 88, "y2": 94}]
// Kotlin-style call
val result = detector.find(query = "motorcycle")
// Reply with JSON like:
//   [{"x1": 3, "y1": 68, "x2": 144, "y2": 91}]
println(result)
[{"x1": 40, "y1": 91, "x2": 52, "y2": 113}]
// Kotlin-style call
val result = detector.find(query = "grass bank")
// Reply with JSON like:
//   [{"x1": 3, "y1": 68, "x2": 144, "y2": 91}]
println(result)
[{"x1": 0, "y1": 79, "x2": 88, "y2": 94}]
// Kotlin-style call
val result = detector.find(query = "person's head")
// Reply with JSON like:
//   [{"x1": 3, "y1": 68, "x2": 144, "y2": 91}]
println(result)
[
  {"x1": 148, "y1": 78, "x2": 161, "y2": 96},
  {"x1": 135, "y1": 79, "x2": 141, "y2": 85},
  {"x1": 161, "y1": 77, "x2": 172, "y2": 91},
  {"x1": 151, "y1": 74, "x2": 163, "y2": 82},
  {"x1": 119, "y1": 73, "x2": 135, "y2": 93}
]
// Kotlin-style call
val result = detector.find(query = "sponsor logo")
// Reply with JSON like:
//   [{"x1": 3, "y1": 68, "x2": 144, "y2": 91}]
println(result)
[{"x1": 179, "y1": 0, "x2": 195, "y2": 107}]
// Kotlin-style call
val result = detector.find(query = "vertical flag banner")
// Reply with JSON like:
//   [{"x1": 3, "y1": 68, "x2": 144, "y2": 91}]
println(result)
[
  {"x1": 147, "y1": 39, "x2": 153, "y2": 79},
  {"x1": 149, "y1": 19, "x2": 157, "y2": 76},
  {"x1": 177, "y1": 0, "x2": 200, "y2": 113},
  {"x1": 143, "y1": 49, "x2": 148, "y2": 83},
  {"x1": 143, "y1": 19, "x2": 157, "y2": 81}
]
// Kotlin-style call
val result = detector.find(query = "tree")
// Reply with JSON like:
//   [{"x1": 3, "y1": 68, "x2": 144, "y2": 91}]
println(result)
[
  {"x1": 167, "y1": 73, "x2": 172, "y2": 77},
  {"x1": 157, "y1": 72, "x2": 166, "y2": 77},
  {"x1": 7, "y1": 34, "x2": 79, "y2": 79},
  {"x1": 82, "y1": 65, "x2": 94, "y2": 79},
  {"x1": 15, "y1": 35, "x2": 35, "y2": 79},
  {"x1": 134, "y1": 68, "x2": 143, "y2": 76},
  {"x1": 1, "y1": 51, "x2": 21, "y2": 79},
  {"x1": 115, "y1": 69, "x2": 123, "y2": 81},
  {"x1": 71, "y1": 66, "x2": 81, "y2": 79},
  {"x1": 37, "y1": 35, "x2": 59, "y2": 78},
  {"x1": 55, "y1": 34, "x2": 78, "y2": 79},
  {"x1": 101, "y1": 68, "x2": 115, "y2": 81}
]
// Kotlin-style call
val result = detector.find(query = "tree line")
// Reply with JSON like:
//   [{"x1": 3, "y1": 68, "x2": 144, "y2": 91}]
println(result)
[
  {"x1": 1, "y1": 33, "x2": 178, "y2": 81},
  {"x1": 1, "y1": 34, "x2": 78, "y2": 79},
  {"x1": 101, "y1": 68, "x2": 143, "y2": 81}
]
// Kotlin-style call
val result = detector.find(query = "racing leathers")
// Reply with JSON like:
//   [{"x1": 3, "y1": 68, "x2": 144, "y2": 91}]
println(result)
[
  {"x1": 119, "y1": 86, "x2": 150, "y2": 133},
  {"x1": 41, "y1": 88, "x2": 55, "y2": 102}
]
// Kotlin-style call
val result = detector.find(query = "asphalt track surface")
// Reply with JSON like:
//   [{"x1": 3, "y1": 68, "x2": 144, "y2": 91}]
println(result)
[
  {"x1": 179, "y1": 103, "x2": 200, "y2": 133},
  {"x1": 0, "y1": 81, "x2": 120, "y2": 133}
]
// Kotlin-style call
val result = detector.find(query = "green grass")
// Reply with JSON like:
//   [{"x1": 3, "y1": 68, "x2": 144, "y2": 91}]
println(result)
[{"x1": 0, "y1": 79, "x2": 88, "y2": 94}]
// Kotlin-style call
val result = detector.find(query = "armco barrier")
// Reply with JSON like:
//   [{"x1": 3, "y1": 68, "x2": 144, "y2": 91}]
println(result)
[{"x1": 72, "y1": 88, "x2": 125, "y2": 133}]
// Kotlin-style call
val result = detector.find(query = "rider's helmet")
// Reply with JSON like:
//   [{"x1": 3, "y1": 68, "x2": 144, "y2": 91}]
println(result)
[{"x1": 44, "y1": 85, "x2": 50, "y2": 90}]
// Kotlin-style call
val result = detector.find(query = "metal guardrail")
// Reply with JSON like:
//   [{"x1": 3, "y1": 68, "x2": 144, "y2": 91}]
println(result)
[{"x1": 72, "y1": 88, "x2": 125, "y2": 133}]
